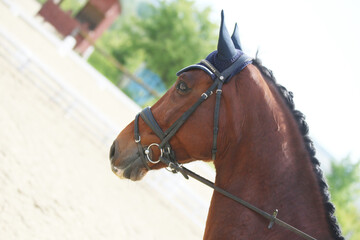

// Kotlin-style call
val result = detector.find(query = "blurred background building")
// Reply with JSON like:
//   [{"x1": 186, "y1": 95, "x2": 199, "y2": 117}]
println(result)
[{"x1": 38, "y1": 0, "x2": 121, "y2": 54}]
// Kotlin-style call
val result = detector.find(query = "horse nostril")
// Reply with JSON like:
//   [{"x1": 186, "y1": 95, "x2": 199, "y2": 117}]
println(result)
[{"x1": 109, "y1": 140, "x2": 116, "y2": 161}]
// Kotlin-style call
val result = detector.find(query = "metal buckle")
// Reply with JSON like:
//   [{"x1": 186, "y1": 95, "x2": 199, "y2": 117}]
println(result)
[
  {"x1": 135, "y1": 136, "x2": 141, "y2": 143},
  {"x1": 268, "y1": 209, "x2": 278, "y2": 229},
  {"x1": 144, "y1": 143, "x2": 163, "y2": 164},
  {"x1": 165, "y1": 162, "x2": 177, "y2": 173},
  {"x1": 201, "y1": 93, "x2": 208, "y2": 99}
]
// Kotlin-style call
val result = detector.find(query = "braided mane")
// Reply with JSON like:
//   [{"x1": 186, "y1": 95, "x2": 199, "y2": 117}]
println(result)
[{"x1": 252, "y1": 58, "x2": 344, "y2": 240}]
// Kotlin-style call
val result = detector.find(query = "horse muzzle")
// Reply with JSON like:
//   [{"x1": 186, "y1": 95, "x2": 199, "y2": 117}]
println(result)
[{"x1": 109, "y1": 140, "x2": 148, "y2": 181}]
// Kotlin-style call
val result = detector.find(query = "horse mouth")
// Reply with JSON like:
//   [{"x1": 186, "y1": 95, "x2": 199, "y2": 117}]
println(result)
[{"x1": 111, "y1": 157, "x2": 148, "y2": 181}]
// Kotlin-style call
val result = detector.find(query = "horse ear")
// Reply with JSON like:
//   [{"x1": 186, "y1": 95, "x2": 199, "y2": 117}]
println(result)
[
  {"x1": 231, "y1": 23, "x2": 242, "y2": 51},
  {"x1": 217, "y1": 10, "x2": 237, "y2": 61}
]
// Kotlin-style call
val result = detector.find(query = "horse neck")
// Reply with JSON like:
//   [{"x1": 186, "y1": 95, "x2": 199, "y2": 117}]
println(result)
[{"x1": 205, "y1": 65, "x2": 334, "y2": 239}]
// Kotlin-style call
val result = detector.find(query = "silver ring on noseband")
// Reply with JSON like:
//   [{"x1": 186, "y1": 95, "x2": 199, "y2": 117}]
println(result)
[{"x1": 145, "y1": 143, "x2": 163, "y2": 164}]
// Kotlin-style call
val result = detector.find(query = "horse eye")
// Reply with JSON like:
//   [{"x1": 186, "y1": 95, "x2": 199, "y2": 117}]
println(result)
[{"x1": 176, "y1": 81, "x2": 190, "y2": 93}]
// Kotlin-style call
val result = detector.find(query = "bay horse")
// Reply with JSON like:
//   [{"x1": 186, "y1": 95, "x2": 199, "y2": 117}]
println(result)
[{"x1": 109, "y1": 11, "x2": 344, "y2": 240}]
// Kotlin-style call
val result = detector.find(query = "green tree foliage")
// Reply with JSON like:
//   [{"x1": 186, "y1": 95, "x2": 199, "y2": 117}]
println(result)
[
  {"x1": 88, "y1": 32, "x2": 126, "y2": 84},
  {"x1": 59, "y1": 0, "x2": 86, "y2": 16},
  {"x1": 112, "y1": 0, "x2": 217, "y2": 88},
  {"x1": 326, "y1": 157, "x2": 360, "y2": 239}
]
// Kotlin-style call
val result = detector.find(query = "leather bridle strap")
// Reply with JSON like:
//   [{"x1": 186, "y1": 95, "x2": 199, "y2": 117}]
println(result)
[
  {"x1": 159, "y1": 80, "x2": 219, "y2": 149},
  {"x1": 177, "y1": 166, "x2": 317, "y2": 240},
  {"x1": 133, "y1": 79, "x2": 220, "y2": 172},
  {"x1": 134, "y1": 114, "x2": 151, "y2": 170},
  {"x1": 135, "y1": 115, "x2": 317, "y2": 240},
  {"x1": 200, "y1": 57, "x2": 250, "y2": 160},
  {"x1": 140, "y1": 107, "x2": 166, "y2": 139},
  {"x1": 200, "y1": 59, "x2": 224, "y2": 160},
  {"x1": 134, "y1": 55, "x2": 251, "y2": 169},
  {"x1": 211, "y1": 79, "x2": 223, "y2": 160}
]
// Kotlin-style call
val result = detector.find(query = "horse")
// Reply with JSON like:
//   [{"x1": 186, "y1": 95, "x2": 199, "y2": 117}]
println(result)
[{"x1": 109, "y1": 11, "x2": 344, "y2": 240}]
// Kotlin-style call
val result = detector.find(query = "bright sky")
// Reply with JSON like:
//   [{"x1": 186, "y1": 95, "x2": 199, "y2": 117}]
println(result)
[{"x1": 195, "y1": 0, "x2": 360, "y2": 161}]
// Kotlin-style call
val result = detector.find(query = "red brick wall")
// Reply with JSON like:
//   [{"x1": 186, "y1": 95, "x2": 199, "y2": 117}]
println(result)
[
  {"x1": 38, "y1": 0, "x2": 81, "y2": 36},
  {"x1": 75, "y1": 1, "x2": 121, "y2": 53},
  {"x1": 38, "y1": 0, "x2": 121, "y2": 54},
  {"x1": 89, "y1": 0, "x2": 121, "y2": 14}
]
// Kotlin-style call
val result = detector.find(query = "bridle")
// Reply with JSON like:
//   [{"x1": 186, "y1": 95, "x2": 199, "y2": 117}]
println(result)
[
  {"x1": 133, "y1": 55, "x2": 317, "y2": 240},
  {"x1": 134, "y1": 54, "x2": 252, "y2": 168}
]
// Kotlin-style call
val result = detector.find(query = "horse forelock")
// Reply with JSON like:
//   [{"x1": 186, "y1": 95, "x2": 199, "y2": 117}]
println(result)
[{"x1": 251, "y1": 58, "x2": 344, "y2": 240}]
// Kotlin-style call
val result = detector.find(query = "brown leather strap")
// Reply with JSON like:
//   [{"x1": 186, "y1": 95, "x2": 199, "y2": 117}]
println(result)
[{"x1": 178, "y1": 166, "x2": 317, "y2": 240}]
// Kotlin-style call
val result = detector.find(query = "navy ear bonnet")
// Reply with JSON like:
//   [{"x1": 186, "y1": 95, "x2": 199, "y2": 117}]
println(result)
[{"x1": 177, "y1": 11, "x2": 252, "y2": 83}]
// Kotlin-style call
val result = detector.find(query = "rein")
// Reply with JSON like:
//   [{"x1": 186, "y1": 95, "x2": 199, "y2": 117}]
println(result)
[{"x1": 133, "y1": 57, "x2": 317, "y2": 240}]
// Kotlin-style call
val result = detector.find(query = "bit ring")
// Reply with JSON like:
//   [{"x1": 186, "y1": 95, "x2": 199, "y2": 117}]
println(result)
[{"x1": 145, "y1": 143, "x2": 163, "y2": 164}]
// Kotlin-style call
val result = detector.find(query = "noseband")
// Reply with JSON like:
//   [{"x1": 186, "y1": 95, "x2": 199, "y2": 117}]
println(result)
[{"x1": 132, "y1": 56, "x2": 317, "y2": 240}]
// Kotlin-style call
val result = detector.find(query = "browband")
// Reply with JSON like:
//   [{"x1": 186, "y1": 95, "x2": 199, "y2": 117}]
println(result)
[{"x1": 176, "y1": 53, "x2": 253, "y2": 83}]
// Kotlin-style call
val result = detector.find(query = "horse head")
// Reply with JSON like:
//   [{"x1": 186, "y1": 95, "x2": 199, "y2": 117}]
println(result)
[{"x1": 109, "y1": 10, "x2": 251, "y2": 181}]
